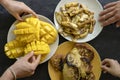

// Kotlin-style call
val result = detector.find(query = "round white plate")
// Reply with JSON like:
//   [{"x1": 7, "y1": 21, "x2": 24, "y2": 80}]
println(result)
[
  {"x1": 54, "y1": 0, "x2": 103, "y2": 43},
  {"x1": 7, "y1": 14, "x2": 59, "y2": 64}
]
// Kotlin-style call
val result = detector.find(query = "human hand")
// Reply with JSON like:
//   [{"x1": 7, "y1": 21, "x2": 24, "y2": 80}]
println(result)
[
  {"x1": 101, "y1": 58, "x2": 120, "y2": 78},
  {"x1": 0, "y1": 0, "x2": 37, "y2": 21},
  {"x1": 10, "y1": 51, "x2": 41, "y2": 79},
  {"x1": 99, "y1": 1, "x2": 120, "y2": 27}
]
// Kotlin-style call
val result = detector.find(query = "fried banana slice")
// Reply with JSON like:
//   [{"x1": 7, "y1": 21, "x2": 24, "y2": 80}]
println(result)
[
  {"x1": 65, "y1": 2, "x2": 79, "y2": 8},
  {"x1": 75, "y1": 28, "x2": 89, "y2": 39},
  {"x1": 61, "y1": 21, "x2": 78, "y2": 30},
  {"x1": 55, "y1": 12, "x2": 63, "y2": 24},
  {"x1": 55, "y1": 2, "x2": 96, "y2": 41}
]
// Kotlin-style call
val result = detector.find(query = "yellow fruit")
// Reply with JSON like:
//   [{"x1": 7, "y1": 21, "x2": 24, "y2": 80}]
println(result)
[
  {"x1": 15, "y1": 22, "x2": 32, "y2": 29},
  {"x1": 14, "y1": 28, "x2": 35, "y2": 35},
  {"x1": 24, "y1": 41, "x2": 50, "y2": 55},
  {"x1": 16, "y1": 34, "x2": 37, "y2": 44},
  {"x1": 40, "y1": 21, "x2": 57, "y2": 44},
  {"x1": 25, "y1": 17, "x2": 40, "y2": 27},
  {"x1": 4, "y1": 17, "x2": 57, "y2": 62},
  {"x1": 40, "y1": 54, "x2": 48, "y2": 62},
  {"x1": 4, "y1": 40, "x2": 24, "y2": 59},
  {"x1": 4, "y1": 40, "x2": 24, "y2": 51}
]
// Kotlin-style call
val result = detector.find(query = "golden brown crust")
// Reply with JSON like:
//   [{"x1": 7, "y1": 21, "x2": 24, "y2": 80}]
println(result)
[
  {"x1": 50, "y1": 54, "x2": 65, "y2": 71},
  {"x1": 48, "y1": 41, "x2": 101, "y2": 80}
]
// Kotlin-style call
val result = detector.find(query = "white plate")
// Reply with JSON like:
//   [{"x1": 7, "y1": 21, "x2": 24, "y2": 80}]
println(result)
[
  {"x1": 7, "y1": 14, "x2": 59, "y2": 64},
  {"x1": 54, "y1": 0, "x2": 103, "y2": 43}
]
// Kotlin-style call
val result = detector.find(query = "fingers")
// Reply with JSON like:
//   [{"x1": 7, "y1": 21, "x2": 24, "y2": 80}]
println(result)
[
  {"x1": 99, "y1": 6, "x2": 117, "y2": 26},
  {"x1": 29, "y1": 56, "x2": 35, "y2": 63},
  {"x1": 102, "y1": 58, "x2": 118, "y2": 66},
  {"x1": 101, "y1": 59, "x2": 111, "y2": 73},
  {"x1": 104, "y1": 1, "x2": 117, "y2": 9},
  {"x1": 99, "y1": 1, "x2": 120, "y2": 27},
  {"x1": 24, "y1": 51, "x2": 34, "y2": 60},
  {"x1": 99, "y1": 10, "x2": 116, "y2": 22},
  {"x1": 101, "y1": 15, "x2": 119, "y2": 26},
  {"x1": 101, "y1": 65, "x2": 110, "y2": 73},
  {"x1": 14, "y1": 14, "x2": 23, "y2": 21},
  {"x1": 32, "y1": 56, "x2": 36, "y2": 61},
  {"x1": 99, "y1": 6, "x2": 115, "y2": 16},
  {"x1": 15, "y1": 4, "x2": 37, "y2": 21},
  {"x1": 102, "y1": 58, "x2": 112, "y2": 65},
  {"x1": 24, "y1": 6, "x2": 38, "y2": 18},
  {"x1": 34, "y1": 55, "x2": 41, "y2": 65},
  {"x1": 29, "y1": 55, "x2": 41, "y2": 69},
  {"x1": 28, "y1": 9, "x2": 38, "y2": 18},
  {"x1": 31, "y1": 55, "x2": 41, "y2": 67}
]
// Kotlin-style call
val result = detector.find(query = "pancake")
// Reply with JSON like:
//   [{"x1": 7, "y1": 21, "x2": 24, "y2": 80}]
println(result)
[{"x1": 48, "y1": 41, "x2": 101, "y2": 80}]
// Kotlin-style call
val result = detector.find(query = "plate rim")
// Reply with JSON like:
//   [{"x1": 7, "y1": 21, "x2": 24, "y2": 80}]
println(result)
[
  {"x1": 48, "y1": 41, "x2": 102, "y2": 80},
  {"x1": 7, "y1": 14, "x2": 59, "y2": 64},
  {"x1": 54, "y1": 0, "x2": 103, "y2": 43}
]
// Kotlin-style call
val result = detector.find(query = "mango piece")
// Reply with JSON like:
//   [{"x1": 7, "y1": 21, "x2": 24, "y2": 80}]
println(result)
[
  {"x1": 40, "y1": 22, "x2": 57, "y2": 44},
  {"x1": 14, "y1": 28, "x2": 35, "y2": 35},
  {"x1": 5, "y1": 48, "x2": 24, "y2": 59},
  {"x1": 15, "y1": 22, "x2": 32, "y2": 29},
  {"x1": 24, "y1": 41, "x2": 50, "y2": 55},
  {"x1": 4, "y1": 17, "x2": 57, "y2": 61}
]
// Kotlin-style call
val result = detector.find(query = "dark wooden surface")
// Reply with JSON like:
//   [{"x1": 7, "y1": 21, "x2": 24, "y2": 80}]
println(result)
[{"x1": 0, "y1": 0, "x2": 120, "y2": 80}]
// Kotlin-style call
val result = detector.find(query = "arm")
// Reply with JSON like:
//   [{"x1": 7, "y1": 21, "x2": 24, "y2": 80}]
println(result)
[
  {"x1": 99, "y1": 1, "x2": 120, "y2": 27},
  {"x1": 0, "y1": 69, "x2": 14, "y2": 80},
  {"x1": 0, "y1": 52, "x2": 41, "y2": 80},
  {"x1": 101, "y1": 58, "x2": 120, "y2": 78},
  {"x1": 0, "y1": 0, "x2": 37, "y2": 21}
]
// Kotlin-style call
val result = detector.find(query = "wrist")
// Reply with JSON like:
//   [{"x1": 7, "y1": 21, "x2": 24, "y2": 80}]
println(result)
[
  {"x1": 0, "y1": 68, "x2": 15, "y2": 80},
  {"x1": 9, "y1": 67, "x2": 17, "y2": 80}
]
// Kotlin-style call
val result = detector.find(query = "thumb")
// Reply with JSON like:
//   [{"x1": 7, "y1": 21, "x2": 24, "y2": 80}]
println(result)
[
  {"x1": 24, "y1": 51, "x2": 34, "y2": 60},
  {"x1": 33, "y1": 55, "x2": 41, "y2": 67}
]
